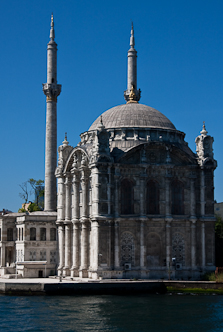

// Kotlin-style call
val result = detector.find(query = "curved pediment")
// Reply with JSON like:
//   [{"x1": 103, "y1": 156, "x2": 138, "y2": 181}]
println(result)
[
  {"x1": 117, "y1": 142, "x2": 196, "y2": 166},
  {"x1": 63, "y1": 147, "x2": 89, "y2": 173}
]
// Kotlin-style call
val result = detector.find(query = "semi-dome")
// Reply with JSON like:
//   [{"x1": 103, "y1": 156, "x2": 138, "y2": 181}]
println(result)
[{"x1": 89, "y1": 103, "x2": 176, "y2": 131}]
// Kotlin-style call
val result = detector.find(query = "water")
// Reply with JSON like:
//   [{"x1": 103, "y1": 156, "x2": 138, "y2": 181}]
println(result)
[{"x1": 1, "y1": 294, "x2": 223, "y2": 332}]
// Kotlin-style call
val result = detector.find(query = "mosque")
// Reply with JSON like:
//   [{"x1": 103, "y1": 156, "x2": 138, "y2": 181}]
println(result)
[{"x1": 0, "y1": 16, "x2": 217, "y2": 280}]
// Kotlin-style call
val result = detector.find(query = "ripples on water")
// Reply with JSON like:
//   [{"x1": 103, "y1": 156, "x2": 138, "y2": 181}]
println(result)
[{"x1": 0, "y1": 294, "x2": 223, "y2": 332}]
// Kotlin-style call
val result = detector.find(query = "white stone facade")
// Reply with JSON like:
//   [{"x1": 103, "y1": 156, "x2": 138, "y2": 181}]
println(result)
[
  {"x1": 55, "y1": 117, "x2": 217, "y2": 280},
  {"x1": 0, "y1": 212, "x2": 57, "y2": 278}
]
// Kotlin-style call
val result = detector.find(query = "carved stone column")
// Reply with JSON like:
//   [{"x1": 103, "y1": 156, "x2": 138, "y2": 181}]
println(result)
[
  {"x1": 140, "y1": 220, "x2": 145, "y2": 268},
  {"x1": 190, "y1": 177, "x2": 197, "y2": 270},
  {"x1": 108, "y1": 221, "x2": 112, "y2": 268},
  {"x1": 57, "y1": 175, "x2": 65, "y2": 222},
  {"x1": 140, "y1": 172, "x2": 146, "y2": 217},
  {"x1": 190, "y1": 178, "x2": 196, "y2": 218},
  {"x1": 114, "y1": 174, "x2": 119, "y2": 218},
  {"x1": 57, "y1": 224, "x2": 64, "y2": 276},
  {"x1": 1, "y1": 244, "x2": 5, "y2": 267},
  {"x1": 71, "y1": 222, "x2": 79, "y2": 277},
  {"x1": 65, "y1": 174, "x2": 71, "y2": 222},
  {"x1": 165, "y1": 177, "x2": 171, "y2": 217},
  {"x1": 200, "y1": 170, "x2": 205, "y2": 216},
  {"x1": 201, "y1": 221, "x2": 206, "y2": 269},
  {"x1": 79, "y1": 221, "x2": 88, "y2": 278},
  {"x1": 114, "y1": 221, "x2": 120, "y2": 268},
  {"x1": 63, "y1": 223, "x2": 71, "y2": 276},
  {"x1": 91, "y1": 166, "x2": 99, "y2": 218},
  {"x1": 107, "y1": 166, "x2": 112, "y2": 215},
  {"x1": 191, "y1": 220, "x2": 196, "y2": 269},
  {"x1": 166, "y1": 220, "x2": 172, "y2": 269},
  {"x1": 71, "y1": 171, "x2": 79, "y2": 220},
  {"x1": 70, "y1": 170, "x2": 80, "y2": 277},
  {"x1": 81, "y1": 170, "x2": 88, "y2": 219},
  {"x1": 91, "y1": 221, "x2": 99, "y2": 275}
]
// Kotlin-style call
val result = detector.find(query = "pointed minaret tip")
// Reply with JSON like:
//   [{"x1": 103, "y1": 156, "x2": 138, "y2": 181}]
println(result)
[
  {"x1": 50, "y1": 13, "x2": 55, "y2": 41},
  {"x1": 124, "y1": 23, "x2": 141, "y2": 103},
  {"x1": 130, "y1": 22, "x2": 135, "y2": 48}
]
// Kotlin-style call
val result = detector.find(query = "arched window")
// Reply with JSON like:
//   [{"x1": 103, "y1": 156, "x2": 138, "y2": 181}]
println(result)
[
  {"x1": 30, "y1": 228, "x2": 36, "y2": 241},
  {"x1": 171, "y1": 180, "x2": 184, "y2": 215},
  {"x1": 121, "y1": 179, "x2": 134, "y2": 214},
  {"x1": 146, "y1": 180, "x2": 159, "y2": 214}
]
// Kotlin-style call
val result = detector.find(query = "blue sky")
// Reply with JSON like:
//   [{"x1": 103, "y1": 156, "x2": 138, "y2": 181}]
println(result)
[{"x1": 1, "y1": 0, "x2": 223, "y2": 211}]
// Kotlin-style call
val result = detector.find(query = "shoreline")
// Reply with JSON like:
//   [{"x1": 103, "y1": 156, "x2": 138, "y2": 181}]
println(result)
[{"x1": 0, "y1": 278, "x2": 223, "y2": 295}]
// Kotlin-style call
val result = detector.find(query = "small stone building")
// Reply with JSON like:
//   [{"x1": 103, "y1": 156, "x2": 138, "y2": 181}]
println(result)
[{"x1": 0, "y1": 212, "x2": 57, "y2": 278}]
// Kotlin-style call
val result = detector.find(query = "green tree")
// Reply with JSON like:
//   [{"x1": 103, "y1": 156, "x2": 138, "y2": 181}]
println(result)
[
  {"x1": 27, "y1": 202, "x2": 41, "y2": 212},
  {"x1": 28, "y1": 178, "x2": 44, "y2": 208},
  {"x1": 19, "y1": 178, "x2": 44, "y2": 212},
  {"x1": 19, "y1": 181, "x2": 29, "y2": 204},
  {"x1": 215, "y1": 215, "x2": 223, "y2": 239}
]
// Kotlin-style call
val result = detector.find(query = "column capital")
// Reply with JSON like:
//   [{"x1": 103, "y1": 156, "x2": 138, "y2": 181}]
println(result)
[
  {"x1": 72, "y1": 218, "x2": 79, "y2": 225},
  {"x1": 65, "y1": 173, "x2": 72, "y2": 185},
  {"x1": 190, "y1": 217, "x2": 197, "y2": 224},
  {"x1": 80, "y1": 217, "x2": 89, "y2": 225},
  {"x1": 56, "y1": 221, "x2": 65, "y2": 227},
  {"x1": 64, "y1": 221, "x2": 72, "y2": 226},
  {"x1": 165, "y1": 218, "x2": 173, "y2": 225}
]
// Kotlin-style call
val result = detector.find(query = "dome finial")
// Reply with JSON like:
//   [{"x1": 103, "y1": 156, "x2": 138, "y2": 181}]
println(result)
[
  {"x1": 63, "y1": 132, "x2": 69, "y2": 146},
  {"x1": 98, "y1": 115, "x2": 105, "y2": 130},
  {"x1": 127, "y1": 84, "x2": 138, "y2": 103},
  {"x1": 124, "y1": 24, "x2": 141, "y2": 103},
  {"x1": 201, "y1": 121, "x2": 208, "y2": 136}
]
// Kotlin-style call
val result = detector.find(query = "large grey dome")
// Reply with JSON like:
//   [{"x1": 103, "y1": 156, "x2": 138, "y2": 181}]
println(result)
[{"x1": 89, "y1": 103, "x2": 176, "y2": 131}]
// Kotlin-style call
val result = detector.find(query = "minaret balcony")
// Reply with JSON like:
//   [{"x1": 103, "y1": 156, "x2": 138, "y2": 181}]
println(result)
[{"x1": 42, "y1": 83, "x2": 62, "y2": 101}]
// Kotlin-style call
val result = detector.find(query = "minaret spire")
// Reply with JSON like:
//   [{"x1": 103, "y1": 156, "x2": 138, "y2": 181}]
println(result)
[
  {"x1": 50, "y1": 13, "x2": 55, "y2": 41},
  {"x1": 42, "y1": 15, "x2": 62, "y2": 211},
  {"x1": 130, "y1": 22, "x2": 135, "y2": 48},
  {"x1": 124, "y1": 23, "x2": 141, "y2": 103}
]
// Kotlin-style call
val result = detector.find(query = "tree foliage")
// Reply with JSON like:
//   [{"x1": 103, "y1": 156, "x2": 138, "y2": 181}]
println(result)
[
  {"x1": 27, "y1": 202, "x2": 41, "y2": 212},
  {"x1": 19, "y1": 182, "x2": 29, "y2": 204},
  {"x1": 28, "y1": 178, "x2": 44, "y2": 207},
  {"x1": 215, "y1": 215, "x2": 223, "y2": 239},
  {"x1": 18, "y1": 178, "x2": 44, "y2": 212}
]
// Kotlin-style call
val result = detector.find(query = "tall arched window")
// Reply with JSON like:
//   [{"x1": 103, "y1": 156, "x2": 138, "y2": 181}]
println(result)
[
  {"x1": 121, "y1": 179, "x2": 134, "y2": 214},
  {"x1": 146, "y1": 180, "x2": 159, "y2": 214},
  {"x1": 171, "y1": 180, "x2": 184, "y2": 215}
]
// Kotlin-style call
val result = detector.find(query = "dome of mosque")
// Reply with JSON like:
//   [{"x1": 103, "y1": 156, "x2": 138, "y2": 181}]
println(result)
[{"x1": 88, "y1": 103, "x2": 176, "y2": 131}]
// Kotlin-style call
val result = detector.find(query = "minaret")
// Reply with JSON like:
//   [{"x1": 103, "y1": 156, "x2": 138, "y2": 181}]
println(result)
[
  {"x1": 124, "y1": 23, "x2": 141, "y2": 103},
  {"x1": 43, "y1": 14, "x2": 61, "y2": 211}
]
